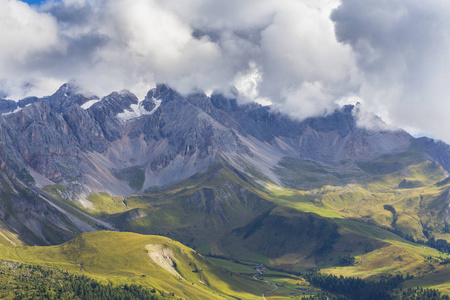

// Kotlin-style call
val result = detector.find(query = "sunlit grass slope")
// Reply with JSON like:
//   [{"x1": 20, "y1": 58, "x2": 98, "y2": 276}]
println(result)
[
  {"x1": 0, "y1": 231, "x2": 269, "y2": 300},
  {"x1": 37, "y1": 150, "x2": 450, "y2": 295},
  {"x1": 269, "y1": 150, "x2": 449, "y2": 241}
]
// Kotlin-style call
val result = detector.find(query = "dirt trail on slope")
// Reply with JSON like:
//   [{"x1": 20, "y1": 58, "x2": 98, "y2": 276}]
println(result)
[{"x1": 146, "y1": 244, "x2": 180, "y2": 277}]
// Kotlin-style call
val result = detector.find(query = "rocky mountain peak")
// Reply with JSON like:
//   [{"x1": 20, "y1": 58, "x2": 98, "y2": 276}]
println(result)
[
  {"x1": 210, "y1": 93, "x2": 240, "y2": 113},
  {"x1": 44, "y1": 83, "x2": 99, "y2": 113},
  {"x1": 0, "y1": 83, "x2": 446, "y2": 197},
  {"x1": 57, "y1": 82, "x2": 82, "y2": 96},
  {"x1": 148, "y1": 84, "x2": 183, "y2": 103},
  {"x1": 2, "y1": 82, "x2": 450, "y2": 256},
  {"x1": 90, "y1": 90, "x2": 138, "y2": 115},
  {"x1": 304, "y1": 105, "x2": 357, "y2": 137}
]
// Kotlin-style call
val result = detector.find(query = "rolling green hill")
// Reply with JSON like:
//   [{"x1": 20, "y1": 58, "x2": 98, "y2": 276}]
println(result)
[
  {"x1": 0, "y1": 231, "x2": 273, "y2": 300},
  {"x1": 41, "y1": 150, "x2": 450, "y2": 295},
  {"x1": 2, "y1": 149, "x2": 450, "y2": 297}
]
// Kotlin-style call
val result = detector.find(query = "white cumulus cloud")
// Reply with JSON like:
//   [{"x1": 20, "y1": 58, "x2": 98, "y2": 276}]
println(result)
[
  {"x1": 0, "y1": 0, "x2": 61, "y2": 98},
  {"x1": 332, "y1": 0, "x2": 450, "y2": 141},
  {"x1": 1, "y1": 0, "x2": 450, "y2": 143}
]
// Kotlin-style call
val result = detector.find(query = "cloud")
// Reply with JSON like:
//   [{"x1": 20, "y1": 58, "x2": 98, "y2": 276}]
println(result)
[
  {"x1": 1, "y1": 0, "x2": 354, "y2": 104},
  {"x1": 1, "y1": 0, "x2": 450, "y2": 143},
  {"x1": 98, "y1": 0, "x2": 224, "y2": 95},
  {"x1": 256, "y1": 0, "x2": 357, "y2": 118},
  {"x1": 332, "y1": 0, "x2": 450, "y2": 141},
  {"x1": 277, "y1": 82, "x2": 336, "y2": 120},
  {"x1": 165, "y1": 0, "x2": 357, "y2": 118},
  {"x1": 0, "y1": 0, "x2": 60, "y2": 98}
]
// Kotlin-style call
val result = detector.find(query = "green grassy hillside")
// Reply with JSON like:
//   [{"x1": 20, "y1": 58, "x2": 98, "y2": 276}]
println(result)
[
  {"x1": 0, "y1": 231, "x2": 271, "y2": 300},
  {"x1": 35, "y1": 150, "x2": 450, "y2": 295}
]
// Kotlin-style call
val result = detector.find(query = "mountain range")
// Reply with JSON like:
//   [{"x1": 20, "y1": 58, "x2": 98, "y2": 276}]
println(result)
[{"x1": 1, "y1": 83, "x2": 450, "y2": 298}]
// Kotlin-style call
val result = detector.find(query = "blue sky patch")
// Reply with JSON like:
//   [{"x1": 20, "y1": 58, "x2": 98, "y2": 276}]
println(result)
[{"x1": 20, "y1": 0, "x2": 50, "y2": 5}]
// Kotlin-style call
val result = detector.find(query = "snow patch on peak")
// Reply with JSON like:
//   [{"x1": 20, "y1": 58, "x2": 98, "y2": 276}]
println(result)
[
  {"x1": 116, "y1": 98, "x2": 162, "y2": 122},
  {"x1": 1, "y1": 104, "x2": 32, "y2": 116},
  {"x1": 1, "y1": 106, "x2": 21, "y2": 116},
  {"x1": 81, "y1": 99, "x2": 100, "y2": 110}
]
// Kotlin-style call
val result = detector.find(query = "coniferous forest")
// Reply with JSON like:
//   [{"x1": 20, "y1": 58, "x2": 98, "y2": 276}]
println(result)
[{"x1": 0, "y1": 260, "x2": 165, "y2": 300}]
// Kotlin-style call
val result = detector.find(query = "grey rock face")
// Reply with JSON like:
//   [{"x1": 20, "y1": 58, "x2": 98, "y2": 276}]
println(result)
[
  {"x1": 2, "y1": 82, "x2": 450, "y2": 246},
  {"x1": 43, "y1": 83, "x2": 98, "y2": 113},
  {"x1": 18, "y1": 97, "x2": 40, "y2": 108},
  {"x1": 0, "y1": 96, "x2": 42, "y2": 115},
  {"x1": 0, "y1": 99, "x2": 17, "y2": 114},
  {"x1": 141, "y1": 90, "x2": 157, "y2": 112},
  {"x1": 0, "y1": 82, "x2": 449, "y2": 196},
  {"x1": 2, "y1": 103, "x2": 80, "y2": 182},
  {"x1": 63, "y1": 105, "x2": 108, "y2": 153},
  {"x1": 88, "y1": 90, "x2": 138, "y2": 141},
  {"x1": 414, "y1": 137, "x2": 450, "y2": 171}
]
